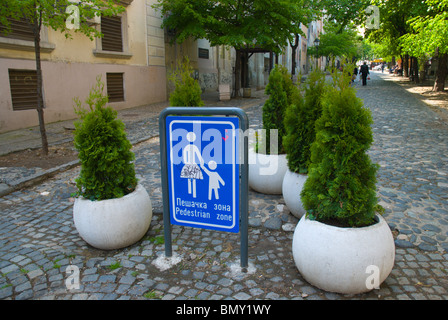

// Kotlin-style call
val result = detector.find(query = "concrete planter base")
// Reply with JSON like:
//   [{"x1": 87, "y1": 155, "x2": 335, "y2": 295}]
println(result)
[
  {"x1": 292, "y1": 214, "x2": 395, "y2": 294},
  {"x1": 73, "y1": 184, "x2": 152, "y2": 250},
  {"x1": 248, "y1": 148, "x2": 287, "y2": 194},
  {"x1": 282, "y1": 169, "x2": 307, "y2": 218}
]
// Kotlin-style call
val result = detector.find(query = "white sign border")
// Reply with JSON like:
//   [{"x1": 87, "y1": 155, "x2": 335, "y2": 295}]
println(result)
[{"x1": 168, "y1": 118, "x2": 238, "y2": 231}]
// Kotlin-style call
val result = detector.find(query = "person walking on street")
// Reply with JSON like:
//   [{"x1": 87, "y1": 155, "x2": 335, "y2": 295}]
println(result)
[{"x1": 360, "y1": 62, "x2": 370, "y2": 86}]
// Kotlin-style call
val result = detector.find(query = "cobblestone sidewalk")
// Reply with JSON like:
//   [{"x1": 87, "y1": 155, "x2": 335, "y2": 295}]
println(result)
[{"x1": 1, "y1": 75, "x2": 447, "y2": 301}]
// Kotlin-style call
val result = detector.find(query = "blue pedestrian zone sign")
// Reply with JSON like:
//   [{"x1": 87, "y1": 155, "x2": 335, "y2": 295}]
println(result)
[{"x1": 166, "y1": 116, "x2": 239, "y2": 233}]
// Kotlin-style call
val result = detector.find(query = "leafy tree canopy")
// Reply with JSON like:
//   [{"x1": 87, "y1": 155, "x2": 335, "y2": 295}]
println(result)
[
  {"x1": 399, "y1": 0, "x2": 448, "y2": 57},
  {"x1": 321, "y1": 0, "x2": 370, "y2": 33},
  {"x1": 153, "y1": 0, "x2": 315, "y2": 53},
  {"x1": 309, "y1": 22, "x2": 361, "y2": 59},
  {"x1": 0, "y1": 0, "x2": 124, "y2": 40},
  {"x1": 367, "y1": 0, "x2": 428, "y2": 56}
]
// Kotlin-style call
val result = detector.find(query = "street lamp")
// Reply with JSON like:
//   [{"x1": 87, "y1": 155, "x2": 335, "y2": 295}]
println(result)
[{"x1": 314, "y1": 38, "x2": 320, "y2": 70}]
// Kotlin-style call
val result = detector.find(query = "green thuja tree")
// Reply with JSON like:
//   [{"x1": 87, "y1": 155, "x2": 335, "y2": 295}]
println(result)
[
  {"x1": 261, "y1": 65, "x2": 299, "y2": 154},
  {"x1": 169, "y1": 57, "x2": 204, "y2": 107},
  {"x1": 300, "y1": 71, "x2": 379, "y2": 227},
  {"x1": 283, "y1": 69, "x2": 325, "y2": 174},
  {"x1": 73, "y1": 77, "x2": 137, "y2": 201}
]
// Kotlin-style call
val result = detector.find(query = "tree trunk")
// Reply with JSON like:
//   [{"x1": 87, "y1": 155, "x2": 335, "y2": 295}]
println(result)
[
  {"x1": 403, "y1": 54, "x2": 409, "y2": 77},
  {"x1": 241, "y1": 51, "x2": 249, "y2": 88},
  {"x1": 420, "y1": 59, "x2": 427, "y2": 82},
  {"x1": 234, "y1": 49, "x2": 241, "y2": 97},
  {"x1": 234, "y1": 49, "x2": 252, "y2": 96},
  {"x1": 434, "y1": 52, "x2": 448, "y2": 92},
  {"x1": 414, "y1": 57, "x2": 419, "y2": 84},
  {"x1": 410, "y1": 56, "x2": 419, "y2": 84},
  {"x1": 32, "y1": 10, "x2": 49, "y2": 155},
  {"x1": 35, "y1": 43, "x2": 48, "y2": 155}
]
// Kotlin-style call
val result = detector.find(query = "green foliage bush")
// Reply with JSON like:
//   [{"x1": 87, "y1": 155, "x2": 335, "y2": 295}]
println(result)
[
  {"x1": 261, "y1": 65, "x2": 299, "y2": 154},
  {"x1": 301, "y1": 72, "x2": 379, "y2": 227},
  {"x1": 283, "y1": 69, "x2": 325, "y2": 174},
  {"x1": 73, "y1": 77, "x2": 137, "y2": 201},
  {"x1": 169, "y1": 57, "x2": 204, "y2": 107}
]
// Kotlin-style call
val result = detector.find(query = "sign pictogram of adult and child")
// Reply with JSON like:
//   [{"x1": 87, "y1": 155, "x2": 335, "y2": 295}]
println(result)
[{"x1": 180, "y1": 131, "x2": 225, "y2": 200}]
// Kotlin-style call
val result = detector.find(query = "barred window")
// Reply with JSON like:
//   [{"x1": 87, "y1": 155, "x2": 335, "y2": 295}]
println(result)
[
  {"x1": 198, "y1": 48, "x2": 209, "y2": 59},
  {"x1": 106, "y1": 73, "x2": 124, "y2": 102},
  {"x1": 101, "y1": 16, "x2": 123, "y2": 52},
  {"x1": 0, "y1": 17, "x2": 34, "y2": 41},
  {"x1": 8, "y1": 69, "x2": 38, "y2": 111}
]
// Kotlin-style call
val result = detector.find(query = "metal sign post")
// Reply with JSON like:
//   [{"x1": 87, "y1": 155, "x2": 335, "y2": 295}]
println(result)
[{"x1": 159, "y1": 107, "x2": 249, "y2": 268}]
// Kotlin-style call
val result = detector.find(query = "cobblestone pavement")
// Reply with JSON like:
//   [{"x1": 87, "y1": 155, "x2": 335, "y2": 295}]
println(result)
[{"x1": 0, "y1": 74, "x2": 447, "y2": 301}]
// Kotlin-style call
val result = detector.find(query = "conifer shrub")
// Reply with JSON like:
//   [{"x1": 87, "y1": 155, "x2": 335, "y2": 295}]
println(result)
[
  {"x1": 300, "y1": 71, "x2": 379, "y2": 227},
  {"x1": 169, "y1": 57, "x2": 204, "y2": 107},
  {"x1": 73, "y1": 77, "x2": 137, "y2": 201},
  {"x1": 283, "y1": 70, "x2": 325, "y2": 174},
  {"x1": 261, "y1": 65, "x2": 299, "y2": 154}
]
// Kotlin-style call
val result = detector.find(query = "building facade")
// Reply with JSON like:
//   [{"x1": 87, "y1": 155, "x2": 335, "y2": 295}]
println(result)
[
  {"x1": 190, "y1": 19, "x2": 326, "y2": 95},
  {"x1": 0, "y1": 0, "x2": 326, "y2": 133},
  {"x1": 0, "y1": 0, "x2": 166, "y2": 133}
]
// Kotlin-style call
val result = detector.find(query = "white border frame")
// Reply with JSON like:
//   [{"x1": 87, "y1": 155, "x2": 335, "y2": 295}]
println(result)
[{"x1": 168, "y1": 118, "x2": 238, "y2": 231}]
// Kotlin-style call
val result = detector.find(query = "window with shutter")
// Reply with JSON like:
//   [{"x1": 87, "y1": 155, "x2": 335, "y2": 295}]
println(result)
[
  {"x1": 106, "y1": 73, "x2": 124, "y2": 102},
  {"x1": 8, "y1": 69, "x2": 38, "y2": 111},
  {"x1": 101, "y1": 16, "x2": 123, "y2": 52},
  {"x1": 198, "y1": 48, "x2": 209, "y2": 59},
  {"x1": 0, "y1": 17, "x2": 34, "y2": 41}
]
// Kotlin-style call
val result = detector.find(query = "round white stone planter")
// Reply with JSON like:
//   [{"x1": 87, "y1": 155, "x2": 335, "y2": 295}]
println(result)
[
  {"x1": 282, "y1": 169, "x2": 307, "y2": 218},
  {"x1": 292, "y1": 214, "x2": 395, "y2": 294},
  {"x1": 73, "y1": 184, "x2": 153, "y2": 250},
  {"x1": 248, "y1": 148, "x2": 287, "y2": 194}
]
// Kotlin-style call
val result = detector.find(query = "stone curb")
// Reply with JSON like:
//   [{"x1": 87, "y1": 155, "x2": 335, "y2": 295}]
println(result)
[
  {"x1": 0, "y1": 160, "x2": 80, "y2": 197},
  {"x1": 0, "y1": 135, "x2": 157, "y2": 198}
]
